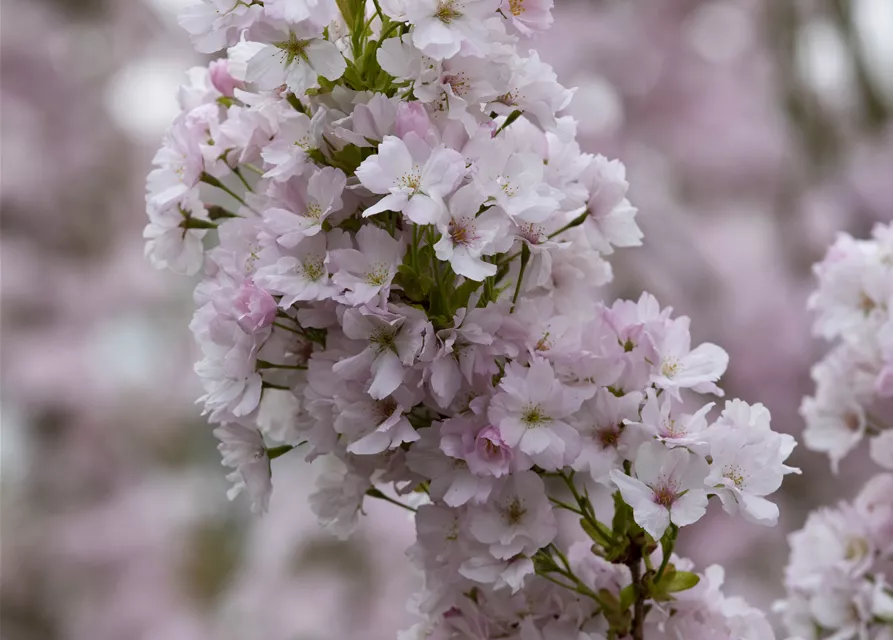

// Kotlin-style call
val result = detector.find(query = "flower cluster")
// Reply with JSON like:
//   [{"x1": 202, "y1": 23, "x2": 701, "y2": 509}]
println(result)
[
  {"x1": 801, "y1": 222, "x2": 893, "y2": 471},
  {"x1": 777, "y1": 473, "x2": 893, "y2": 639},
  {"x1": 144, "y1": 0, "x2": 797, "y2": 636}
]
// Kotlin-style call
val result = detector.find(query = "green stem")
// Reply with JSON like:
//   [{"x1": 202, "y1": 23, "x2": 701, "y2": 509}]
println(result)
[
  {"x1": 231, "y1": 166, "x2": 254, "y2": 192},
  {"x1": 267, "y1": 444, "x2": 296, "y2": 460},
  {"x1": 200, "y1": 172, "x2": 256, "y2": 213},
  {"x1": 548, "y1": 209, "x2": 589, "y2": 239},
  {"x1": 273, "y1": 322, "x2": 303, "y2": 334},
  {"x1": 366, "y1": 488, "x2": 417, "y2": 513},
  {"x1": 510, "y1": 243, "x2": 531, "y2": 312},
  {"x1": 655, "y1": 524, "x2": 678, "y2": 583},
  {"x1": 371, "y1": 0, "x2": 386, "y2": 23},
  {"x1": 243, "y1": 163, "x2": 265, "y2": 176},
  {"x1": 257, "y1": 359, "x2": 308, "y2": 371}
]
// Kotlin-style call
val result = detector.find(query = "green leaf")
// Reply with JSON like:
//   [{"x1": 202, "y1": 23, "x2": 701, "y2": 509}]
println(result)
[
  {"x1": 612, "y1": 491, "x2": 630, "y2": 538},
  {"x1": 335, "y1": 0, "x2": 364, "y2": 29},
  {"x1": 452, "y1": 277, "x2": 484, "y2": 310},
  {"x1": 179, "y1": 217, "x2": 217, "y2": 230},
  {"x1": 619, "y1": 584, "x2": 636, "y2": 611},
  {"x1": 329, "y1": 143, "x2": 377, "y2": 175},
  {"x1": 494, "y1": 109, "x2": 524, "y2": 135},
  {"x1": 207, "y1": 205, "x2": 240, "y2": 220},
  {"x1": 665, "y1": 571, "x2": 700, "y2": 593}
]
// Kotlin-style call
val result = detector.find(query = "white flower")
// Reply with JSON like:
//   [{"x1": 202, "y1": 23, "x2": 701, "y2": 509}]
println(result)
[
  {"x1": 488, "y1": 358, "x2": 586, "y2": 471},
  {"x1": 253, "y1": 232, "x2": 338, "y2": 306},
  {"x1": 785, "y1": 505, "x2": 873, "y2": 590},
  {"x1": 467, "y1": 471, "x2": 557, "y2": 559},
  {"x1": 355, "y1": 134, "x2": 466, "y2": 224},
  {"x1": 650, "y1": 316, "x2": 729, "y2": 398},
  {"x1": 801, "y1": 392, "x2": 867, "y2": 473},
  {"x1": 308, "y1": 455, "x2": 372, "y2": 539},
  {"x1": 214, "y1": 423, "x2": 272, "y2": 513},
  {"x1": 630, "y1": 388, "x2": 713, "y2": 452},
  {"x1": 610, "y1": 441, "x2": 709, "y2": 539},
  {"x1": 331, "y1": 224, "x2": 404, "y2": 307},
  {"x1": 704, "y1": 424, "x2": 798, "y2": 527},
  {"x1": 264, "y1": 166, "x2": 346, "y2": 246},
  {"x1": 335, "y1": 388, "x2": 418, "y2": 454},
  {"x1": 485, "y1": 52, "x2": 573, "y2": 131},
  {"x1": 333, "y1": 306, "x2": 429, "y2": 399},
  {"x1": 179, "y1": 0, "x2": 263, "y2": 54},
  {"x1": 578, "y1": 155, "x2": 642, "y2": 255},
  {"x1": 263, "y1": 0, "x2": 337, "y2": 25},
  {"x1": 260, "y1": 109, "x2": 326, "y2": 182},
  {"x1": 144, "y1": 189, "x2": 208, "y2": 275},
  {"x1": 500, "y1": 0, "x2": 553, "y2": 35},
  {"x1": 400, "y1": 0, "x2": 502, "y2": 60},
  {"x1": 247, "y1": 25, "x2": 346, "y2": 95},
  {"x1": 471, "y1": 141, "x2": 561, "y2": 223},
  {"x1": 434, "y1": 185, "x2": 510, "y2": 281},
  {"x1": 569, "y1": 388, "x2": 644, "y2": 484}
]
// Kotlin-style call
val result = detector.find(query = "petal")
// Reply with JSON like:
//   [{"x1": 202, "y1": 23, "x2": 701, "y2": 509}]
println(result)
[
  {"x1": 363, "y1": 192, "x2": 409, "y2": 217},
  {"x1": 368, "y1": 351, "x2": 405, "y2": 399},
  {"x1": 247, "y1": 46, "x2": 288, "y2": 90},
  {"x1": 404, "y1": 194, "x2": 446, "y2": 225},
  {"x1": 670, "y1": 490, "x2": 708, "y2": 527},
  {"x1": 305, "y1": 39, "x2": 347, "y2": 81}
]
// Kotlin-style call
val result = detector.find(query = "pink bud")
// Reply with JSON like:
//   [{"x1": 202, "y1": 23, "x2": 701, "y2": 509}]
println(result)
[
  {"x1": 395, "y1": 102, "x2": 432, "y2": 141},
  {"x1": 209, "y1": 59, "x2": 242, "y2": 98},
  {"x1": 234, "y1": 280, "x2": 277, "y2": 333},
  {"x1": 467, "y1": 426, "x2": 513, "y2": 477}
]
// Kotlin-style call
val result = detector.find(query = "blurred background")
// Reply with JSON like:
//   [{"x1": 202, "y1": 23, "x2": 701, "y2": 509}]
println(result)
[{"x1": 1, "y1": 0, "x2": 891, "y2": 637}]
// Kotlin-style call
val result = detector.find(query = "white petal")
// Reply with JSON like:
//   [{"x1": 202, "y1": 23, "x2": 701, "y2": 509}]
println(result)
[{"x1": 305, "y1": 39, "x2": 347, "y2": 81}]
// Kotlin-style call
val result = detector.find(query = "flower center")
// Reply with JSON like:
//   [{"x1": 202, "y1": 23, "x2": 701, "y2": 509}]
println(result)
[
  {"x1": 301, "y1": 256, "x2": 325, "y2": 281},
  {"x1": 845, "y1": 536, "x2": 869, "y2": 560},
  {"x1": 375, "y1": 398, "x2": 398, "y2": 422},
  {"x1": 661, "y1": 418, "x2": 684, "y2": 439},
  {"x1": 497, "y1": 175, "x2": 517, "y2": 197},
  {"x1": 245, "y1": 244, "x2": 262, "y2": 273},
  {"x1": 495, "y1": 90, "x2": 519, "y2": 106},
  {"x1": 535, "y1": 331, "x2": 552, "y2": 352},
  {"x1": 518, "y1": 223, "x2": 544, "y2": 245},
  {"x1": 723, "y1": 465, "x2": 745, "y2": 488},
  {"x1": 598, "y1": 425, "x2": 621, "y2": 449},
  {"x1": 435, "y1": 0, "x2": 463, "y2": 23},
  {"x1": 443, "y1": 72, "x2": 469, "y2": 96},
  {"x1": 661, "y1": 357, "x2": 680, "y2": 378},
  {"x1": 305, "y1": 203, "x2": 322, "y2": 219},
  {"x1": 508, "y1": 0, "x2": 525, "y2": 15},
  {"x1": 365, "y1": 262, "x2": 391, "y2": 286},
  {"x1": 449, "y1": 218, "x2": 476, "y2": 246},
  {"x1": 397, "y1": 167, "x2": 423, "y2": 192},
  {"x1": 859, "y1": 291, "x2": 876, "y2": 314},
  {"x1": 277, "y1": 35, "x2": 311, "y2": 66},
  {"x1": 652, "y1": 481, "x2": 679, "y2": 508},
  {"x1": 501, "y1": 497, "x2": 527, "y2": 525},
  {"x1": 521, "y1": 404, "x2": 551, "y2": 427},
  {"x1": 370, "y1": 326, "x2": 398, "y2": 353}
]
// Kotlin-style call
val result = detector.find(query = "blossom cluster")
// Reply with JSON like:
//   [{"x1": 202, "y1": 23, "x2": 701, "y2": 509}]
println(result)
[
  {"x1": 778, "y1": 223, "x2": 893, "y2": 639},
  {"x1": 144, "y1": 0, "x2": 798, "y2": 636},
  {"x1": 777, "y1": 473, "x2": 893, "y2": 639},
  {"x1": 801, "y1": 222, "x2": 893, "y2": 471}
]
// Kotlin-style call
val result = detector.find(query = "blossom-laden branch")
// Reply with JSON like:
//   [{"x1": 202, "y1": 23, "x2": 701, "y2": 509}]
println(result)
[{"x1": 144, "y1": 0, "x2": 799, "y2": 637}]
